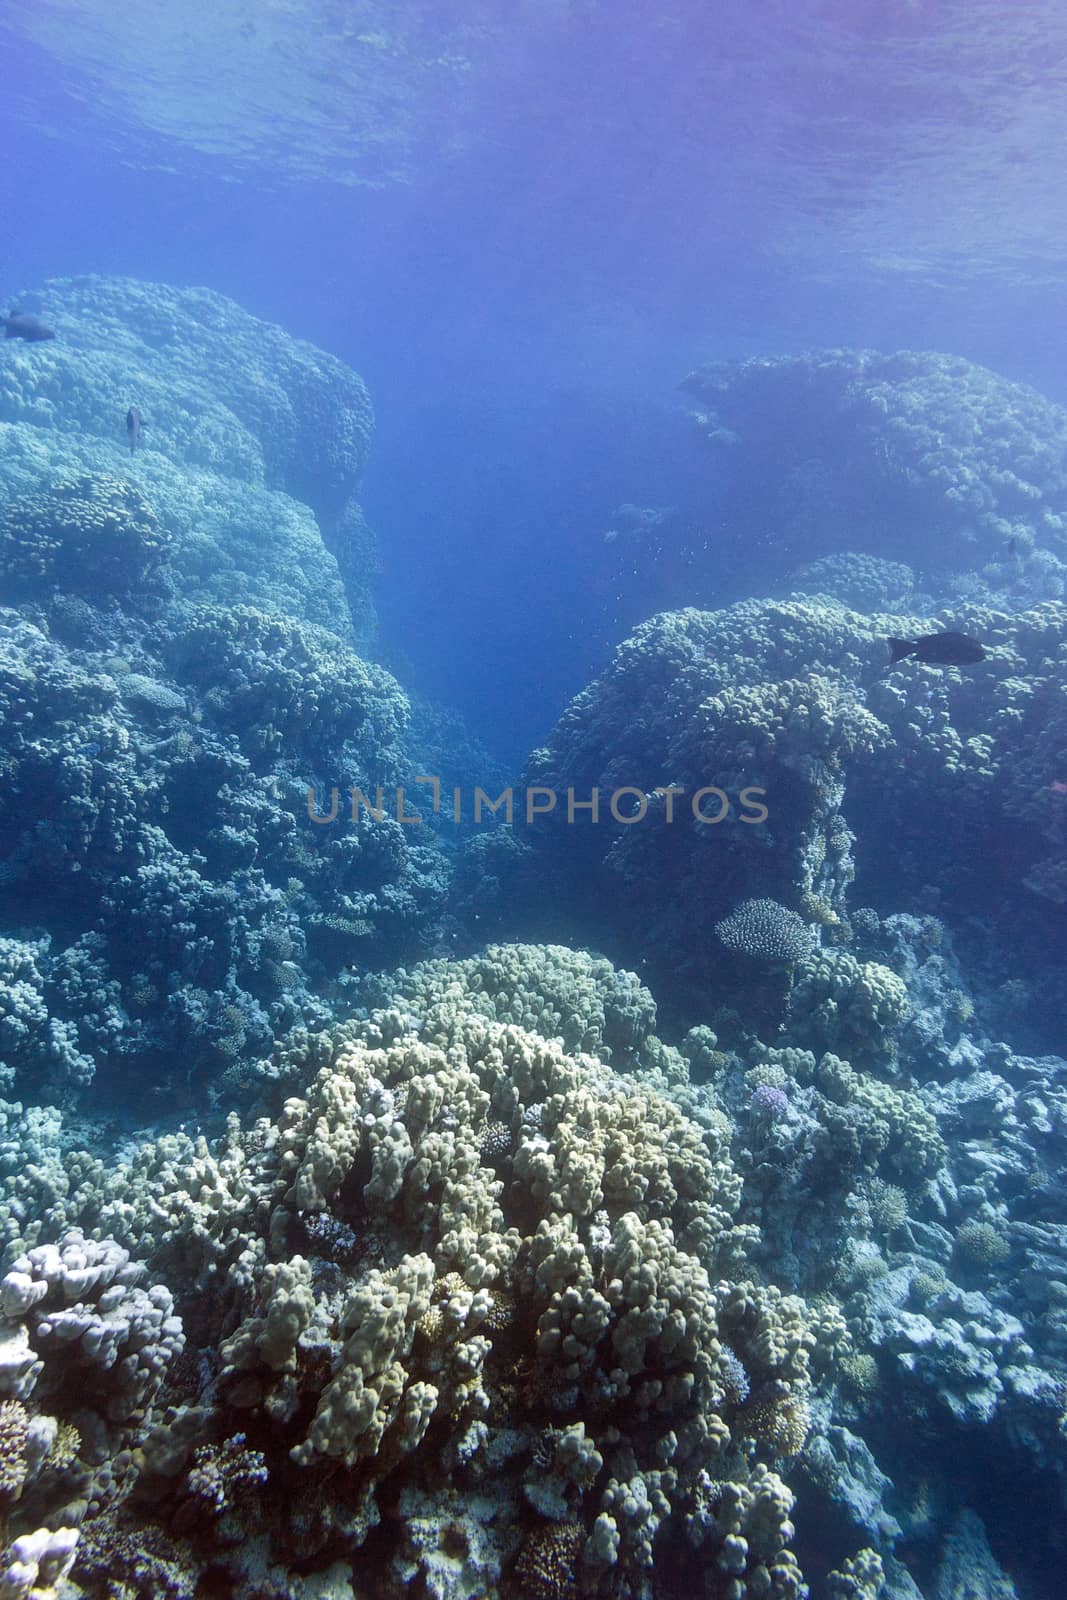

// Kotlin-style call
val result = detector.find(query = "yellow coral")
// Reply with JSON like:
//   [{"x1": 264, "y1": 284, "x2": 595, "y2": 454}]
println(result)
[
  {"x1": 0, "y1": 1401, "x2": 29, "y2": 1498},
  {"x1": 47, "y1": 1420, "x2": 80, "y2": 1473},
  {"x1": 827, "y1": 1546, "x2": 885, "y2": 1599},
  {"x1": 744, "y1": 1395, "x2": 812, "y2": 1458},
  {"x1": 840, "y1": 1352, "x2": 880, "y2": 1395},
  {"x1": 511, "y1": 1521, "x2": 584, "y2": 1600},
  {"x1": 954, "y1": 1219, "x2": 1010, "y2": 1266}
]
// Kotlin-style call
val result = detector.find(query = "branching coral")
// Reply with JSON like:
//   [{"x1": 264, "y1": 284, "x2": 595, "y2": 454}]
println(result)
[{"x1": 716, "y1": 900, "x2": 816, "y2": 966}]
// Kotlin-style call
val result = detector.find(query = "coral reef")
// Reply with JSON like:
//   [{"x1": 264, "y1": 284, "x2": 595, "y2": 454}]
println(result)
[
  {"x1": 0, "y1": 278, "x2": 372, "y2": 638},
  {"x1": 2, "y1": 926, "x2": 1047, "y2": 1594},
  {"x1": 4, "y1": 307, "x2": 1067, "y2": 1599},
  {"x1": 677, "y1": 349, "x2": 1067, "y2": 605},
  {"x1": 0, "y1": 277, "x2": 460, "y2": 1110},
  {"x1": 0, "y1": 473, "x2": 171, "y2": 602},
  {"x1": 0, "y1": 969, "x2": 844, "y2": 1598},
  {"x1": 0, "y1": 605, "x2": 444, "y2": 1108},
  {"x1": 457, "y1": 594, "x2": 1067, "y2": 1046},
  {"x1": 786, "y1": 553, "x2": 920, "y2": 615},
  {"x1": 165, "y1": 603, "x2": 407, "y2": 774}
]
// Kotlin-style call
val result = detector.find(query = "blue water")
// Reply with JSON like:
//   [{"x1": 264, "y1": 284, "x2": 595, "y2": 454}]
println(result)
[
  {"x1": 5, "y1": 0, "x2": 1067, "y2": 758},
  {"x1": 2, "y1": 5, "x2": 1067, "y2": 1598}
]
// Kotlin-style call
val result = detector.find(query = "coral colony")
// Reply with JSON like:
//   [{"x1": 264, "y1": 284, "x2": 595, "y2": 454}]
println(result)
[{"x1": 0, "y1": 276, "x2": 1065, "y2": 1598}]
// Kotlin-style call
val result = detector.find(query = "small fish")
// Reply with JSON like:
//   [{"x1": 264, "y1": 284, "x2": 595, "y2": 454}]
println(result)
[
  {"x1": 888, "y1": 631, "x2": 986, "y2": 667},
  {"x1": 126, "y1": 406, "x2": 144, "y2": 453},
  {"x1": 1050, "y1": 780, "x2": 1067, "y2": 796},
  {"x1": 2, "y1": 311, "x2": 56, "y2": 342}
]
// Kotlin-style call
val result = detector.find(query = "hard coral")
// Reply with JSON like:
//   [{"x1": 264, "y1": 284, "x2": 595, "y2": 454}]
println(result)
[
  {"x1": 21, "y1": 963, "x2": 824, "y2": 1597},
  {"x1": 0, "y1": 1526, "x2": 78, "y2": 1600},
  {"x1": 716, "y1": 900, "x2": 816, "y2": 965},
  {"x1": 185, "y1": 1433, "x2": 268, "y2": 1516},
  {"x1": 0, "y1": 1402, "x2": 28, "y2": 1498},
  {"x1": 0, "y1": 1230, "x2": 183, "y2": 1533},
  {"x1": 509, "y1": 1520, "x2": 583, "y2": 1600},
  {"x1": 0, "y1": 473, "x2": 169, "y2": 601},
  {"x1": 166, "y1": 603, "x2": 407, "y2": 772}
]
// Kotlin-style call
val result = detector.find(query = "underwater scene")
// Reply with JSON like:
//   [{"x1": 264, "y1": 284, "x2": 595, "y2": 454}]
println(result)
[{"x1": 2, "y1": 3, "x2": 1067, "y2": 1597}]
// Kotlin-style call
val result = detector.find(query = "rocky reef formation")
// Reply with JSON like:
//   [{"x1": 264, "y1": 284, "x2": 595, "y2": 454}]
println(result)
[
  {"x1": 0, "y1": 950, "x2": 887, "y2": 1598},
  {"x1": 456, "y1": 594, "x2": 1067, "y2": 1047},
  {"x1": 606, "y1": 349, "x2": 1067, "y2": 618},
  {"x1": 0, "y1": 276, "x2": 378, "y2": 637},
  {"x1": 0, "y1": 942, "x2": 1058, "y2": 1597},
  {"x1": 3, "y1": 310, "x2": 1066, "y2": 1598},
  {"x1": 0, "y1": 279, "x2": 450, "y2": 1111},
  {"x1": 685, "y1": 350, "x2": 1067, "y2": 564}
]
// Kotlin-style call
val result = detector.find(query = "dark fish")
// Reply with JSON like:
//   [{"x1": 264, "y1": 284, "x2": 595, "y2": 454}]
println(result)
[
  {"x1": 888, "y1": 631, "x2": 986, "y2": 666},
  {"x1": 126, "y1": 406, "x2": 143, "y2": 453},
  {"x1": 3, "y1": 312, "x2": 56, "y2": 342}
]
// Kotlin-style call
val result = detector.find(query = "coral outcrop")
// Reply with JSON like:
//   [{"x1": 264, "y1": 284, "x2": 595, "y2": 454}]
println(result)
[
  {"x1": 679, "y1": 349, "x2": 1067, "y2": 604},
  {"x1": 0, "y1": 278, "x2": 455, "y2": 1109},
  {"x1": 0, "y1": 964, "x2": 842, "y2": 1599}
]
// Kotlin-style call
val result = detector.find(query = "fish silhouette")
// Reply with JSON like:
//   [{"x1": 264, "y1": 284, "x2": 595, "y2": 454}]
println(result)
[
  {"x1": 888, "y1": 631, "x2": 986, "y2": 667},
  {"x1": 3, "y1": 312, "x2": 55, "y2": 342}
]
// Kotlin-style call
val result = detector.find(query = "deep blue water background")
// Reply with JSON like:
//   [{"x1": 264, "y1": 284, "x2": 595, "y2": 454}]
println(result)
[{"x1": 3, "y1": 0, "x2": 1067, "y2": 763}]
